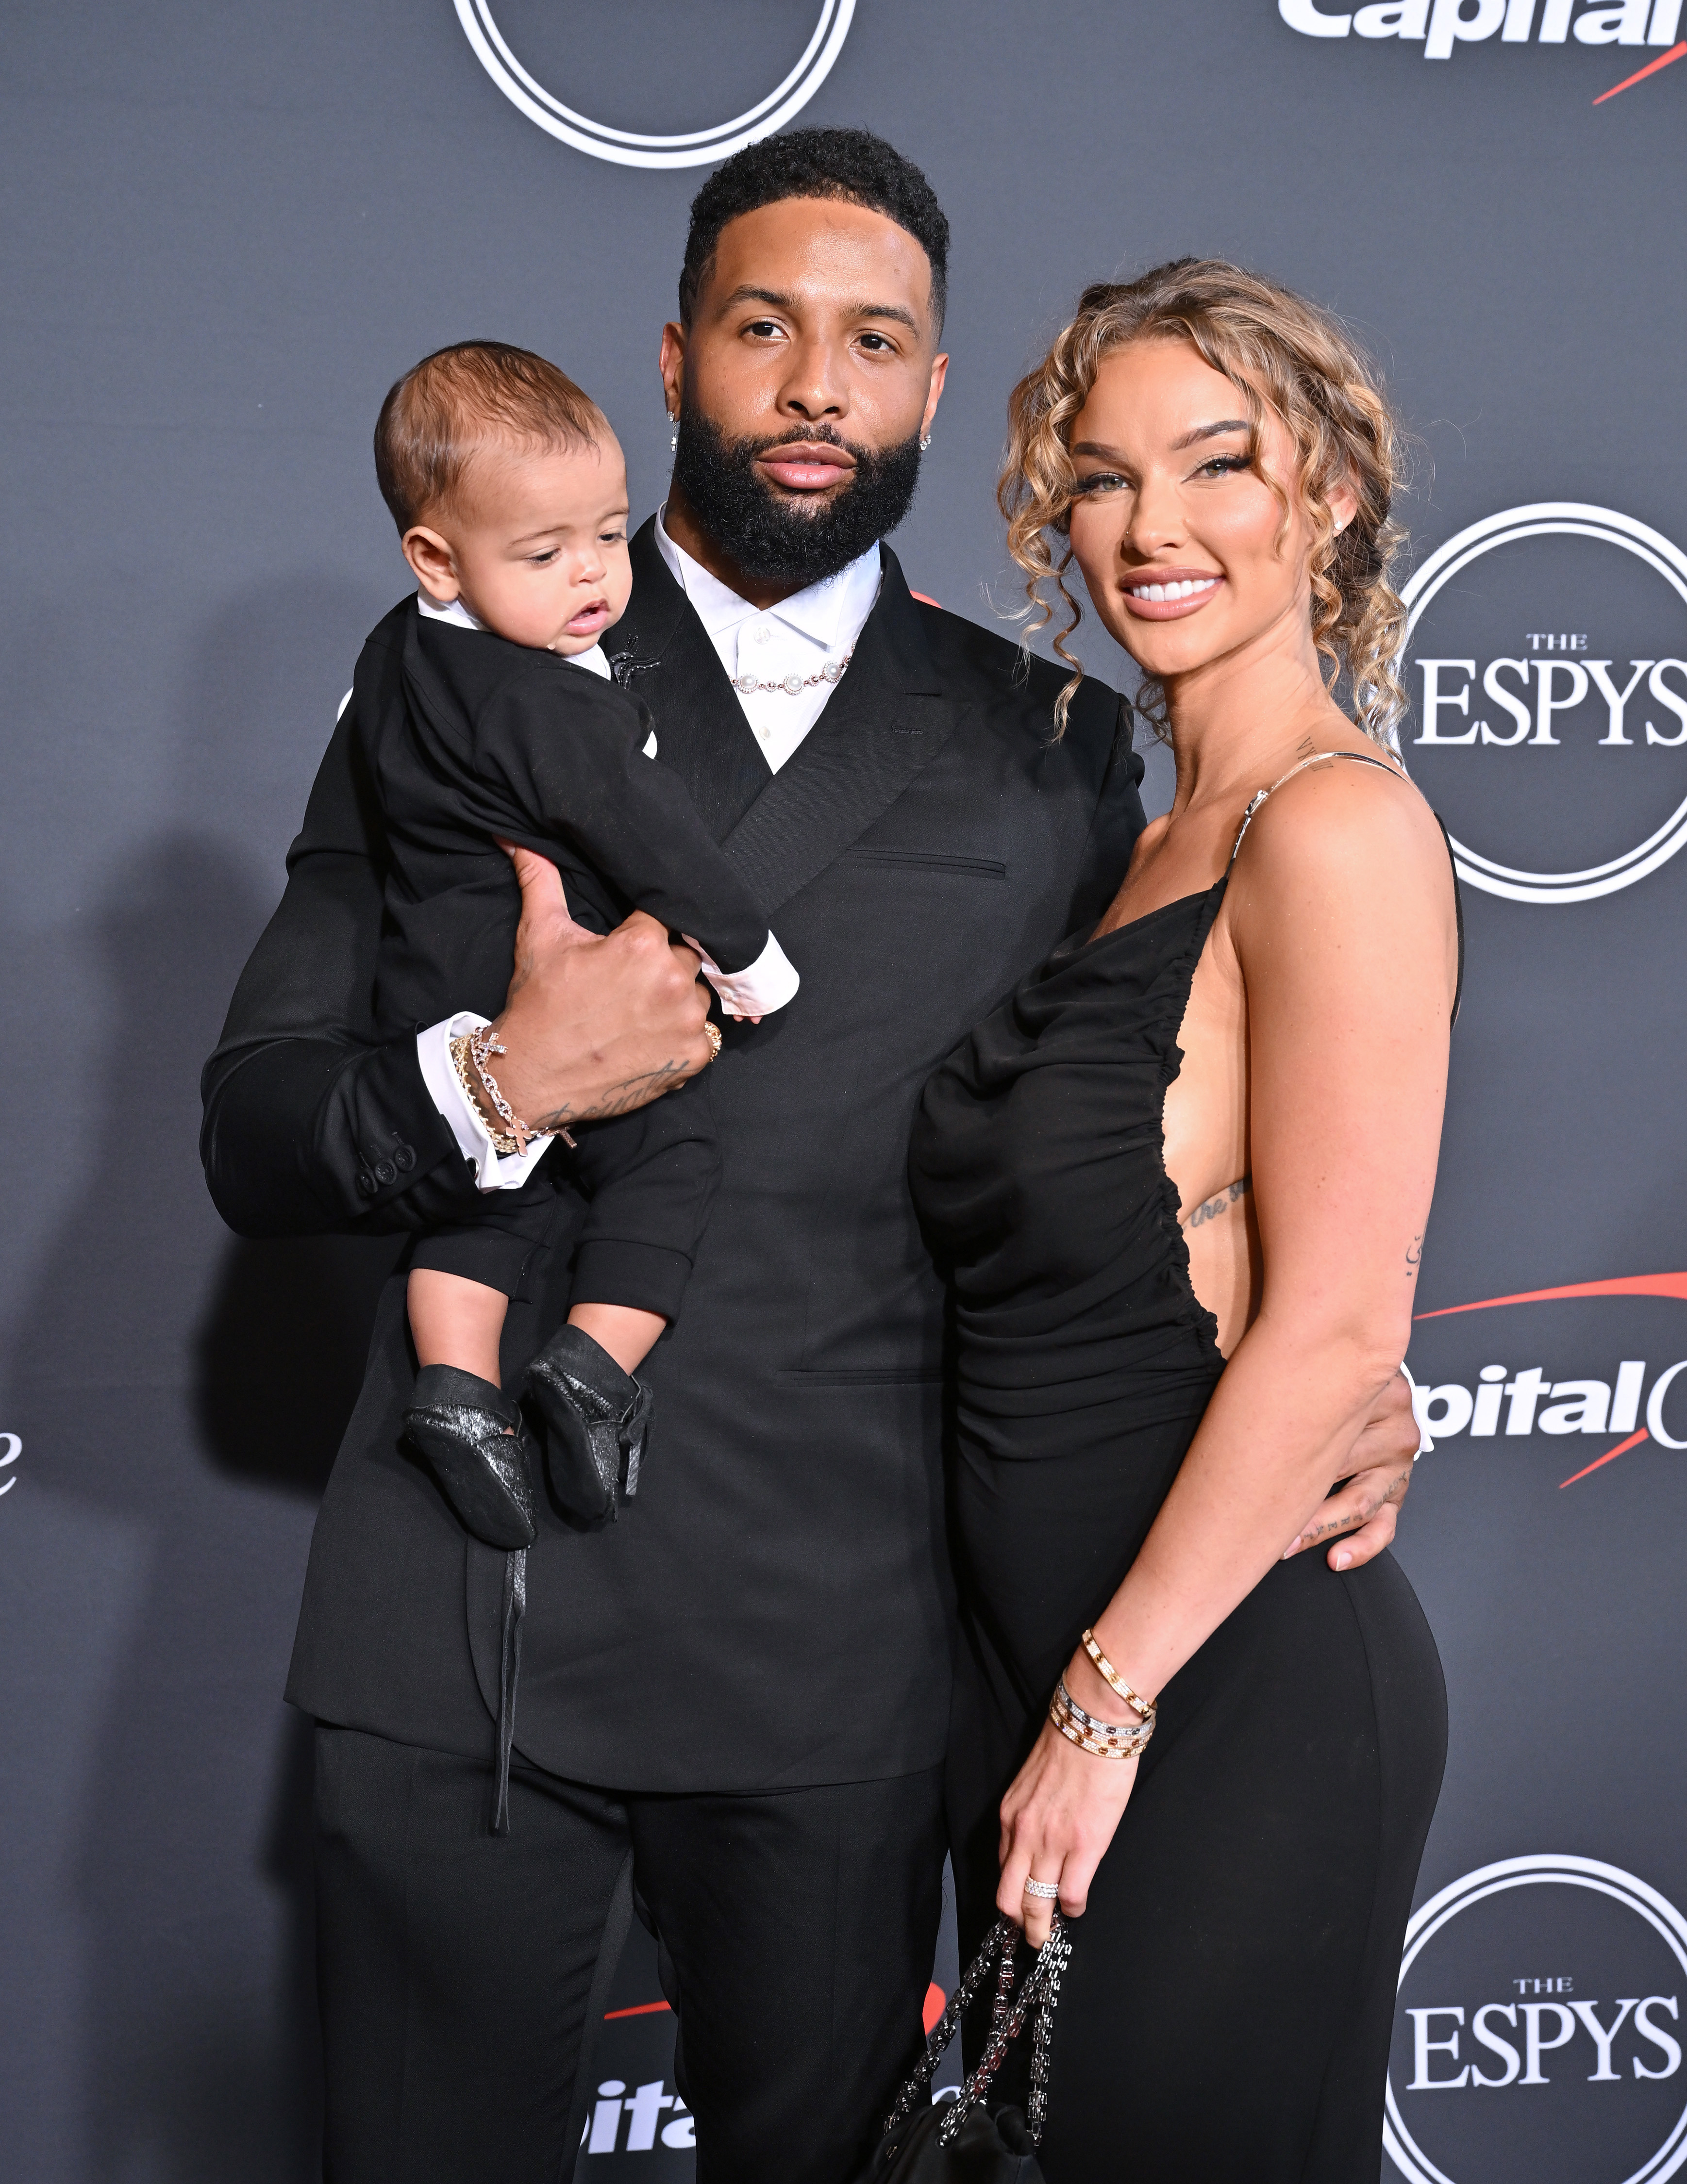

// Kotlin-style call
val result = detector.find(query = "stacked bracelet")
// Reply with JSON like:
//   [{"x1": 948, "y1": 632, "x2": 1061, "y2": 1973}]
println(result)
[
  {"x1": 1049, "y1": 1679, "x2": 1154, "y2": 1761},
  {"x1": 1047, "y1": 1630, "x2": 1159, "y2": 1761},
  {"x1": 448, "y1": 1034, "x2": 511, "y2": 1151},
  {"x1": 467, "y1": 1025, "x2": 531, "y2": 1154},
  {"x1": 449, "y1": 1030, "x2": 570, "y2": 1156}
]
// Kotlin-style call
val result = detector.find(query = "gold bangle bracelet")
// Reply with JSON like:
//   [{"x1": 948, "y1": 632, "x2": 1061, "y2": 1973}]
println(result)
[{"x1": 1080, "y1": 1629, "x2": 1157, "y2": 1724}]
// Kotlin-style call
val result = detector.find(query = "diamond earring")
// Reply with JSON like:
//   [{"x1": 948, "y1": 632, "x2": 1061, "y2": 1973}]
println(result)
[
  {"x1": 919, "y1": 433, "x2": 932, "y2": 452},
  {"x1": 668, "y1": 410, "x2": 678, "y2": 452}
]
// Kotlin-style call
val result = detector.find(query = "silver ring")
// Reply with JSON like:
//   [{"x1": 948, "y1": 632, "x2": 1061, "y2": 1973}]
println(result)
[{"x1": 1022, "y1": 1878, "x2": 1060, "y2": 1901}]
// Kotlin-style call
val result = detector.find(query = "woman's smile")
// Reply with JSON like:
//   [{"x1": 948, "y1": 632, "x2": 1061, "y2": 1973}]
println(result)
[{"x1": 1118, "y1": 569, "x2": 1223, "y2": 619}]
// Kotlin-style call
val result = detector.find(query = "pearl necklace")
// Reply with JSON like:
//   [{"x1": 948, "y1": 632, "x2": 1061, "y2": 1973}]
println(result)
[{"x1": 730, "y1": 648, "x2": 854, "y2": 698}]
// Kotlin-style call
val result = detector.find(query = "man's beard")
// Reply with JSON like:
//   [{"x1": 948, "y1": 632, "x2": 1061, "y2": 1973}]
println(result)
[{"x1": 670, "y1": 408, "x2": 923, "y2": 589}]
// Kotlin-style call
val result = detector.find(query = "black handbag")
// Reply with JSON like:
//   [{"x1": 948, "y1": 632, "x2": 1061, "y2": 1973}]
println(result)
[{"x1": 865, "y1": 1915, "x2": 1073, "y2": 2183}]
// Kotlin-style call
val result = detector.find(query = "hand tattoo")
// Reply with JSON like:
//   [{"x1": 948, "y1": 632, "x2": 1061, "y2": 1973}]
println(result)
[{"x1": 534, "y1": 1060, "x2": 691, "y2": 1133}]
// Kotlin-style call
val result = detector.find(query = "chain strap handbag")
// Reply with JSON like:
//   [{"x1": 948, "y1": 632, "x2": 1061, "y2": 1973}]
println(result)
[{"x1": 864, "y1": 1915, "x2": 1073, "y2": 2182}]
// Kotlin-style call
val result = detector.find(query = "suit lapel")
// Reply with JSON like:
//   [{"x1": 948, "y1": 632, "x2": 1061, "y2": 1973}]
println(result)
[
  {"x1": 719, "y1": 547, "x2": 960, "y2": 918},
  {"x1": 607, "y1": 522, "x2": 964, "y2": 918},
  {"x1": 607, "y1": 520, "x2": 771, "y2": 841}
]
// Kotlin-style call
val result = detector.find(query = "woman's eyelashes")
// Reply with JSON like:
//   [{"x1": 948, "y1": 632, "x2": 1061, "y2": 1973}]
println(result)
[{"x1": 1071, "y1": 451, "x2": 1251, "y2": 499}]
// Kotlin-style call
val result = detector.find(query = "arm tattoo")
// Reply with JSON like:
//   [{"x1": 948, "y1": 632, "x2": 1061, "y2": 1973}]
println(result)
[
  {"x1": 1183, "y1": 1175, "x2": 1252, "y2": 1232},
  {"x1": 1405, "y1": 1233, "x2": 1423, "y2": 1275}
]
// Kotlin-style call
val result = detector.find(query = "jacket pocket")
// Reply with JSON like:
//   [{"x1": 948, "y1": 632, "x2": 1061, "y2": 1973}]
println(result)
[{"x1": 837, "y1": 846, "x2": 1007, "y2": 880}]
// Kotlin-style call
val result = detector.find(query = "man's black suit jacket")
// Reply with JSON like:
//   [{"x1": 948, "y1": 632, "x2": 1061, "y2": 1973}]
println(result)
[{"x1": 201, "y1": 520, "x2": 1146, "y2": 1792}]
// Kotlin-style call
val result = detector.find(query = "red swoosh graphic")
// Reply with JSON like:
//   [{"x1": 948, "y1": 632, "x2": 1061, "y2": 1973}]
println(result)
[
  {"x1": 1414, "y1": 1274, "x2": 1687, "y2": 1486},
  {"x1": 1559, "y1": 1428, "x2": 1649, "y2": 1489},
  {"x1": 1595, "y1": 41, "x2": 1687, "y2": 103},
  {"x1": 1415, "y1": 1273, "x2": 1687, "y2": 1318},
  {"x1": 608, "y1": 1984, "x2": 949, "y2": 2027}
]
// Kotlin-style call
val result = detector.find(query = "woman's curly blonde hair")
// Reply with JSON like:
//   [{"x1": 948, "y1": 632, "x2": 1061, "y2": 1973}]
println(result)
[{"x1": 999, "y1": 258, "x2": 1409, "y2": 744}]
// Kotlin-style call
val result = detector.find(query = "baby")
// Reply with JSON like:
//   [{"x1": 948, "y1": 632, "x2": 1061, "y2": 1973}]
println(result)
[{"x1": 353, "y1": 340, "x2": 797, "y2": 1554}]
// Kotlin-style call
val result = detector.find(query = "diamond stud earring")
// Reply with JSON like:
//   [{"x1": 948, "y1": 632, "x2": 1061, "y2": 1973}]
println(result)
[
  {"x1": 668, "y1": 410, "x2": 678, "y2": 452},
  {"x1": 919, "y1": 434, "x2": 932, "y2": 452}
]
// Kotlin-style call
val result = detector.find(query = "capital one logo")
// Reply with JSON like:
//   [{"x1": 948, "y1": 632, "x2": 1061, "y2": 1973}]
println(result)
[
  {"x1": 1397, "y1": 506, "x2": 1687, "y2": 904},
  {"x1": 1408, "y1": 1271, "x2": 1687, "y2": 1487},
  {"x1": 1388, "y1": 1856, "x2": 1687, "y2": 2183},
  {"x1": 453, "y1": 0, "x2": 855, "y2": 168},
  {"x1": 1280, "y1": 0, "x2": 1687, "y2": 102}
]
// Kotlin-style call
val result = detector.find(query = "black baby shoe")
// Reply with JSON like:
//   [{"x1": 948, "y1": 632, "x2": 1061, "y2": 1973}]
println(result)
[
  {"x1": 403, "y1": 1365, "x2": 537, "y2": 1549},
  {"x1": 523, "y1": 1325, "x2": 653, "y2": 1523}
]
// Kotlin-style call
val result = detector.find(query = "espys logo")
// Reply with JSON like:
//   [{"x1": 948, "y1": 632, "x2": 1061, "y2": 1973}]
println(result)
[
  {"x1": 453, "y1": 0, "x2": 855, "y2": 167},
  {"x1": 1279, "y1": 0, "x2": 1687, "y2": 101},
  {"x1": 1410, "y1": 1271, "x2": 1687, "y2": 1487},
  {"x1": 1387, "y1": 1856, "x2": 1687, "y2": 2184},
  {"x1": 1398, "y1": 506, "x2": 1687, "y2": 904}
]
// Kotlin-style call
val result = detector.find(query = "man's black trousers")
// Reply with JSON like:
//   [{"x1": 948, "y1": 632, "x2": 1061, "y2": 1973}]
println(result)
[{"x1": 314, "y1": 1726, "x2": 946, "y2": 2183}]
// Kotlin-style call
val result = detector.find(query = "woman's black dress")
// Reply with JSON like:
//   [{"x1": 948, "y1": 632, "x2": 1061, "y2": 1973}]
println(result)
[{"x1": 908, "y1": 855, "x2": 1448, "y2": 2180}]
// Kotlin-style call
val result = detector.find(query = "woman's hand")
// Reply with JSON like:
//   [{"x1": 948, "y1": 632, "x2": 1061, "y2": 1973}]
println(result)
[
  {"x1": 488, "y1": 844, "x2": 714, "y2": 1134},
  {"x1": 997, "y1": 1718, "x2": 1138, "y2": 1949}
]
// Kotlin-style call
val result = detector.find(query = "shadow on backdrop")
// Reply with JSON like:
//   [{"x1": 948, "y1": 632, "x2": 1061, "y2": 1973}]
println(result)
[{"x1": 5, "y1": 575, "x2": 396, "y2": 2183}]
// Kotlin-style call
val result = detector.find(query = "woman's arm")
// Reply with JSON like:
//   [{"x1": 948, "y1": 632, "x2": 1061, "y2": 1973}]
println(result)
[{"x1": 999, "y1": 763, "x2": 1456, "y2": 1941}]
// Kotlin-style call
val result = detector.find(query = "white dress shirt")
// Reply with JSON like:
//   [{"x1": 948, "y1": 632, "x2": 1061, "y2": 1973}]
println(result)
[
  {"x1": 415, "y1": 531, "x2": 879, "y2": 1189},
  {"x1": 652, "y1": 507, "x2": 881, "y2": 775}
]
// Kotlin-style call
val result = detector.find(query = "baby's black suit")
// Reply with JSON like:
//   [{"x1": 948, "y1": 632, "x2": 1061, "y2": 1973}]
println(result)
[{"x1": 353, "y1": 596, "x2": 776, "y2": 1322}]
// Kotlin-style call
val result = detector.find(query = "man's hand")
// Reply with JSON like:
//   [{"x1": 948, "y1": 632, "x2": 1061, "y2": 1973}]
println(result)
[
  {"x1": 1283, "y1": 1369, "x2": 1419, "y2": 1572},
  {"x1": 487, "y1": 844, "x2": 714, "y2": 1134}
]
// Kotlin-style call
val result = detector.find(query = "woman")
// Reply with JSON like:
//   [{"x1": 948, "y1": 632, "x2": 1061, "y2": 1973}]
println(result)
[{"x1": 908, "y1": 261, "x2": 1459, "y2": 2176}]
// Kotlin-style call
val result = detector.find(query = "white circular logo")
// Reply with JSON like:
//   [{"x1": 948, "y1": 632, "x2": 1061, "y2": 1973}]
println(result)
[
  {"x1": 452, "y1": 0, "x2": 856, "y2": 169},
  {"x1": 1387, "y1": 1854, "x2": 1687, "y2": 2184},
  {"x1": 1398, "y1": 504, "x2": 1687, "y2": 905}
]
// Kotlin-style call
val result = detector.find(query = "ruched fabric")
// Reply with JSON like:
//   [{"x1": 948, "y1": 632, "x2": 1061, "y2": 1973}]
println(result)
[{"x1": 909, "y1": 881, "x2": 1446, "y2": 2182}]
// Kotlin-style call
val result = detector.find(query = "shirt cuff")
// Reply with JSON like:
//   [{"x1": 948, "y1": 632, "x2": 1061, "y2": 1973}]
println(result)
[
  {"x1": 415, "y1": 1014, "x2": 554, "y2": 1191},
  {"x1": 686, "y1": 929, "x2": 801, "y2": 1019},
  {"x1": 1402, "y1": 1360, "x2": 1434, "y2": 1456}
]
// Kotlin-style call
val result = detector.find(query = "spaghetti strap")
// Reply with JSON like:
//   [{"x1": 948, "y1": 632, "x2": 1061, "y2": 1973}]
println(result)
[
  {"x1": 1227, "y1": 747, "x2": 1464, "y2": 1025},
  {"x1": 1229, "y1": 748, "x2": 1405, "y2": 861}
]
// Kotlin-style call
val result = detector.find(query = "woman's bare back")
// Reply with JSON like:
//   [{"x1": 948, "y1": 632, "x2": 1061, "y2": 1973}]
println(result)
[{"x1": 1095, "y1": 745, "x2": 1453, "y2": 1357}]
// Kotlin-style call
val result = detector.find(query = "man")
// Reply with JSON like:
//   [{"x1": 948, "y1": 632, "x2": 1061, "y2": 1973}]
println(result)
[{"x1": 204, "y1": 128, "x2": 1414, "y2": 2181}]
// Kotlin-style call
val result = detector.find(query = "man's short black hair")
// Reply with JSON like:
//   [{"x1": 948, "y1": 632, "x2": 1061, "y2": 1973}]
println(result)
[{"x1": 679, "y1": 126, "x2": 949, "y2": 336}]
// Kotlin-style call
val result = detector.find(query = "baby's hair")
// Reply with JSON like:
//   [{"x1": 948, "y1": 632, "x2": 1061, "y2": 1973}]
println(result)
[{"x1": 374, "y1": 341, "x2": 608, "y2": 533}]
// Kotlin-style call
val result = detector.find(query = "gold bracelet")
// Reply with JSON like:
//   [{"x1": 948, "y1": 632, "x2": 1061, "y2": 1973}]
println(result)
[
  {"x1": 1048, "y1": 1678, "x2": 1153, "y2": 1761},
  {"x1": 450, "y1": 1032, "x2": 576, "y2": 1155},
  {"x1": 1080, "y1": 1629, "x2": 1157, "y2": 1726},
  {"x1": 449, "y1": 1033, "x2": 524, "y2": 1156}
]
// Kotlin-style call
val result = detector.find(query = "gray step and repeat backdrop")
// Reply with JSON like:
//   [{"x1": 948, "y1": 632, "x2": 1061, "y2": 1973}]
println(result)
[{"x1": 4, "y1": 5, "x2": 1685, "y2": 2180}]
